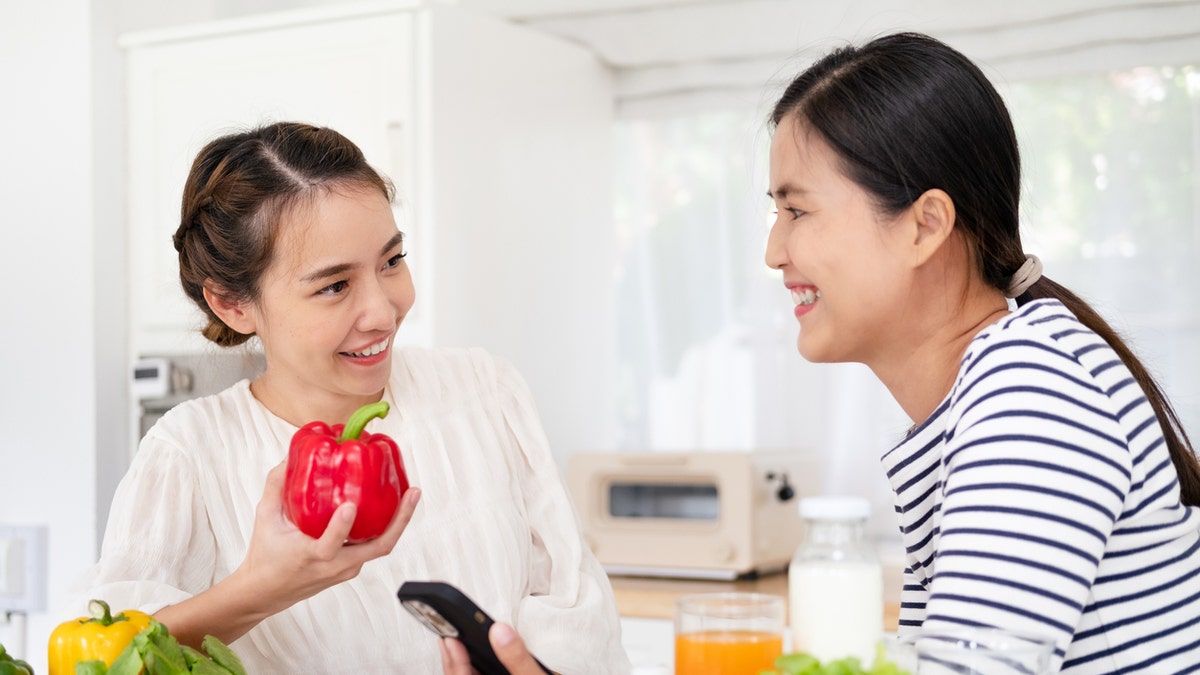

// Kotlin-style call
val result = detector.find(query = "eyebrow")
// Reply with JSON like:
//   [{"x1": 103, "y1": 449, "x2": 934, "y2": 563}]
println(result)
[
  {"x1": 766, "y1": 185, "x2": 808, "y2": 200},
  {"x1": 382, "y1": 231, "x2": 405, "y2": 255},
  {"x1": 300, "y1": 231, "x2": 406, "y2": 283}
]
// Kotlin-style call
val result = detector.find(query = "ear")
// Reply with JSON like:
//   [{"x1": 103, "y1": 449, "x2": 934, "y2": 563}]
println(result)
[
  {"x1": 203, "y1": 281, "x2": 258, "y2": 335},
  {"x1": 909, "y1": 188, "x2": 957, "y2": 266}
]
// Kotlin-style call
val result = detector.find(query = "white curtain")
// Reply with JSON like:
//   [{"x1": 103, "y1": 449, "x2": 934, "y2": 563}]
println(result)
[{"x1": 612, "y1": 64, "x2": 1200, "y2": 542}]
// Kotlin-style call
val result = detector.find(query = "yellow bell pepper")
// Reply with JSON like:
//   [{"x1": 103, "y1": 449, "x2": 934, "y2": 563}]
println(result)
[{"x1": 48, "y1": 599, "x2": 153, "y2": 675}]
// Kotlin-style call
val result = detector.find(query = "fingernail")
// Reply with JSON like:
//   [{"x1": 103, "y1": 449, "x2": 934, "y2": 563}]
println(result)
[
  {"x1": 406, "y1": 488, "x2": 421, "y2": 506},
  {"x1": 340, "y1": 502, "x2": 357, "y2": 522},
  {"x1": 492, "y1": 622, "x2": 515, "y2": 647}
]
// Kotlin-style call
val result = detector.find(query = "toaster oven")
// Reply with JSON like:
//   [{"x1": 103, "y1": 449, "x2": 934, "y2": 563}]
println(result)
[{"x1": 567, "y1": 450, "x2": 822, "y2": 580}]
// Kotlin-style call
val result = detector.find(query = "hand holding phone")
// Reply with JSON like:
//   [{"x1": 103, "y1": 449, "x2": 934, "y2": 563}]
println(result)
[{"x1": 398, "y1": 580, "x2": 552, "y2": 675}]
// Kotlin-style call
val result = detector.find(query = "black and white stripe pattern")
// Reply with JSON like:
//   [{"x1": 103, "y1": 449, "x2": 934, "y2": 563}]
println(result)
[{"x1": 882, "y1": 299, "x2": 1200, "y2": 673}]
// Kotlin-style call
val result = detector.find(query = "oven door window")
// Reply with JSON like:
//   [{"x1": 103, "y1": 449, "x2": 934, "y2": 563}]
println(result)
[{"x1": 607, "y1": 482, "x2": 719, "y2": 521}]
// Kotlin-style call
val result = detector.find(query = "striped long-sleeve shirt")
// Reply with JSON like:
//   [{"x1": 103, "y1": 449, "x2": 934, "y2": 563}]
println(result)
[{"x1": 882, "y1": 298, "x2": 1200, "y2": 673}]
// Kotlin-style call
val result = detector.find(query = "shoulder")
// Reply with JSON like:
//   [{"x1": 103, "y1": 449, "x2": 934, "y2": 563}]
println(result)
[
  {"x1": 967, "y1": 299, "x2": 1089, "y2": 359},
  {"x1": 146, "y1": 379, "x2": 257, "y2": 443},
  {"x1": 137, "y1": 380, "x2": 261, "y2": 473},
  {"x1": 390, "y1": 346, "x2": 527, "y2": 399},
  {"x1": 946, "y1": 299, "x2": 1133, "y2": 463},
  {"x1": 956, "y1": 299, "x2": 1108, "y2": 397}
]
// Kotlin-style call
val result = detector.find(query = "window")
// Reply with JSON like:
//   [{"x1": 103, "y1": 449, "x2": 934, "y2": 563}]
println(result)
[
  {"x1": 1008, "y1": 66, "x2": 1200, "y2": 439},
  {"x1": 613, "y1": 65, "x2": 1200, "y2": 536}
]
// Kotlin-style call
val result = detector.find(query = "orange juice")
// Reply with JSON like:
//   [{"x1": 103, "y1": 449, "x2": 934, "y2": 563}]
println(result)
[{"x1": 674, "y1": 630, "x2": 783, "y2": 675}]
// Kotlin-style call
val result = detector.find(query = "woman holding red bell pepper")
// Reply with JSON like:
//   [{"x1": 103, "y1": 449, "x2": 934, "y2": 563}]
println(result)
[{"x1": 68, "y1": 123, "x2": 629, "y2": 675}]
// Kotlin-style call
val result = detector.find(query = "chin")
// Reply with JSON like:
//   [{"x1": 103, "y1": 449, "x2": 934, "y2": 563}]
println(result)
[
  {"x1": 362, "y1": 372, "x2": 391, "y2": 395},
  {"x1": 796, "y1": 335, "x2": 833, "y2": 364},
  {"x1": 347, "y1": 361, "x2": 392, "y2": 394}
]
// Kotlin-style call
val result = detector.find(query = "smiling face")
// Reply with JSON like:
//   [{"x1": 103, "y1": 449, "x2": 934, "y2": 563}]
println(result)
[
  {"x1": 235, "y1": 184, "x2": 414, "y2": 425},
  {"x1": 765, "y1": 115, "x2": 916, "y2": 365}
]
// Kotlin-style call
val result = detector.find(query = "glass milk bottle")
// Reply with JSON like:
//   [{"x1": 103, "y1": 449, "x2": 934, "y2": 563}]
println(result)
[{"x1": 788, "y1": 496, "x2": 883, "y2": 665}]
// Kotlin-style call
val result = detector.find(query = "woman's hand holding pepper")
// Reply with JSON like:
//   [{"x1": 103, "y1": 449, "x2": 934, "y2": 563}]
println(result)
[
  {"x1": 156, "y1": 461, "x2": 421, "y2": 649},
  {"x1": 247, "y1": 460, "x2": 421, "y2": 602}
]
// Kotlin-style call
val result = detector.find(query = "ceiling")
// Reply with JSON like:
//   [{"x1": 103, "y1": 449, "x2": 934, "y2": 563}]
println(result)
[
  {"x1": 119, "y1": 0, "x2": 1200, "y2": 117},
  {"x1": 452, "y1": 0, "x2": 1200, "y2": 116}
]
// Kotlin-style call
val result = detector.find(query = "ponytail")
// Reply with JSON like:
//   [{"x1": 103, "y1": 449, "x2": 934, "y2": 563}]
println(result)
[{"x1": 1018, "y1": 277, "x2": 1200, "y2": 506}]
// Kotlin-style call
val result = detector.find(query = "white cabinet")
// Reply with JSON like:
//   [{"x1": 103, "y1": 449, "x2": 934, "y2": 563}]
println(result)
[
  {"x1": 125, "y1": 7, "x2": 421, "y2": 354},
  {"x1": 123, "y1": 2, "x2": 619, "y2": 454}
]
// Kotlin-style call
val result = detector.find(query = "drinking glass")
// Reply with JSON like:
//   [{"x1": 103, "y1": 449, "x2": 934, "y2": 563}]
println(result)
[
  {"x1": 674, "y1": 592, "x2": 785, "y2": 675},
  {"x1": 887, "y1": 628, "x2": 1056, "y2": 674}
]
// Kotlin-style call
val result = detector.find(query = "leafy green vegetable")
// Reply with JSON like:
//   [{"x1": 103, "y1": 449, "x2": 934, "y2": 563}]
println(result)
[
  {"x1": 760, "y1": 643, "x2": 911, "y2": 675},
  {"x1": 185, "y1": 661, "x2": 233, "y2": 675},
  {"x1": 178, "y1": 647, "x2": 202, "y2": 671},
  {"x1": 146, "y1": 622, "x2": 186, "y2": 671},
  {"x1": 75, "y1": 661, "x2": 109, "y2": 675},
  {"x1": 75, "y1": 620, "x2": 246, "y2": 675},
  {"x1": 0, "y1": 641, "x2": 33, "y2": 675},
  {"x1": 200, "y1": 636, "x2": 245, "y2": 675},
  {"x1": 106, "y1": 645, "x2": 144, "y2": 675},
  {"x1": 143, "y1": 649, "x2": 188, "y2": 675}
]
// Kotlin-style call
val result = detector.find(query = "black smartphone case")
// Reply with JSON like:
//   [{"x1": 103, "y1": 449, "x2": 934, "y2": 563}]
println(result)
[{"x1": 397, "y1": 580, "x2": 552, "y2": 675}]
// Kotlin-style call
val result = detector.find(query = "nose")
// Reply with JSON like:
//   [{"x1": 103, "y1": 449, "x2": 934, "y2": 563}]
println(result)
[
  {"x1": 355, "y1": 278, "x2": 398, "y2": 332},
  {"x1": 764, "y1": 215, "x2": 788, "y2": 270}
]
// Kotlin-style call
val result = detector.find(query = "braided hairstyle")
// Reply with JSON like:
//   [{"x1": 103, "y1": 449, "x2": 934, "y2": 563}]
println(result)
[
  {"x1": 770, "y1": 32, "x2": 1200, "y2": 505},
  {"x1": 173, "y1": 122, "x2": 393, "y2": 347}
]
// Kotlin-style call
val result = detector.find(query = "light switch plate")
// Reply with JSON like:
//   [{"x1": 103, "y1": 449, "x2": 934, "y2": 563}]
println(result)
[
  {"x1": 0, "y1": 525, "x2": 47, "y2": 613},
  {"x1": 0, "y1": 536, "x2": 24, "y2": 596}
]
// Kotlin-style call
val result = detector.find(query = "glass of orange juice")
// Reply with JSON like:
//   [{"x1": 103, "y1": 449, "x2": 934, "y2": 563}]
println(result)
[{"x1": 674, "y1": 592, "x2": 785, "y2": 675}]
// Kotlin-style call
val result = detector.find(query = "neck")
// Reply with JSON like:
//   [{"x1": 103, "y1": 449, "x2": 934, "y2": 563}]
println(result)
[
  {"x1": 249, "y1": 373, "x2": 384, "y2": 428},
  {"x1": 870, "y1": 284, "x2": 1010, "y2": 426}
]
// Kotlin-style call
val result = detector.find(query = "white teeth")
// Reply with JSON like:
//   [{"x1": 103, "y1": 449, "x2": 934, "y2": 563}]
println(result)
[
  {"x1": 347, "y1": 338, "x2": 389, "y2": 357},
  {"x1": 790, "y1": 288, "x2": 821, "y2": 306}
]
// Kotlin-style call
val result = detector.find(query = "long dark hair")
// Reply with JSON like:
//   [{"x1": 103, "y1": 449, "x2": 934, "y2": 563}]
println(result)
[
  {"x1": 771, "y1": 32, "x2": 1200, "y2": 505},
  {"x1": 173, "y1": 122, "x2": 393, "y2": 347}
]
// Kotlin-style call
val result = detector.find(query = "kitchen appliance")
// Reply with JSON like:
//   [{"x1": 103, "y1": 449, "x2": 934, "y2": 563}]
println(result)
[
  {"x1": 567, "y1": 450, "x2": 822, "y2": 580},
  {"x1": 133, "y1": 351, "x2": 265, "y2": 439}
]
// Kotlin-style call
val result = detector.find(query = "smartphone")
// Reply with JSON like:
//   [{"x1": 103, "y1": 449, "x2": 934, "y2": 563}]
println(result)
[{"x1": 397, "y1": 580, "x2": 552, "y2": 675}]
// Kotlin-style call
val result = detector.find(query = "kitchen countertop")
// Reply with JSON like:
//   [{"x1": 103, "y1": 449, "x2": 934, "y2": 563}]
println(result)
[{"x1": 609, "y1": 571, "x2": 901, "y2": 632}]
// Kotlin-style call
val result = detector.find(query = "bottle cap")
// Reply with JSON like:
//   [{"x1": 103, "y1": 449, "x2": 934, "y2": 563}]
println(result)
[{"x1": 798, "y1": 495, "x2": 870, "y2": 520}]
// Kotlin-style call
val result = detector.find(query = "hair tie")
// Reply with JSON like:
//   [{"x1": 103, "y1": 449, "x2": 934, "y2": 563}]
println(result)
[{"x1": 1005, "y1": 254, "x2": 1042, "y2": 298}]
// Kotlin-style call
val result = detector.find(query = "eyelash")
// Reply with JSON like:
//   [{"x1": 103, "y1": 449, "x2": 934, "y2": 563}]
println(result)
[
  {"x1": 317, "y1": 280, "x2": 347, "y2": 296},
  {"x1": 384, "y1": 251, "x2": 407, "y2": 269},
  {"x1": 316, "y1": 251, "x2": 407, "y2": 296}
]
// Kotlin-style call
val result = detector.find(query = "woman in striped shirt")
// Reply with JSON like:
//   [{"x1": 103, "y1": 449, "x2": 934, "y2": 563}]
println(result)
[{"x1": 764, "y1": 32, "x2": 1200, "y2": 673}]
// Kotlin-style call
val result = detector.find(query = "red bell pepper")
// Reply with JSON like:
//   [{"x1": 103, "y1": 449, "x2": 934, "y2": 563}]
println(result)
[{"x1": 283, "y1": 401, "x2": 410, "y2": 543}]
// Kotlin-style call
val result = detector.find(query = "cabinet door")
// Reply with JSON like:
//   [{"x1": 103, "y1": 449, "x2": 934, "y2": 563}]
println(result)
[{"x1": 126, "y1": 12, "x2": 419, "y2": 354}]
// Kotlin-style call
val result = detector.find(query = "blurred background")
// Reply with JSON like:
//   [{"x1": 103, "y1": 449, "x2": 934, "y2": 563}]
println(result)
[{"x1": 2, "y1": 0, "x2": 1198, "y2": 670}]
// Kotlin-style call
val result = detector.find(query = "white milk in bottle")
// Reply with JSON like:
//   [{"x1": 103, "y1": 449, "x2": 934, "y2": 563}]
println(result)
[{"x1": 788, "y1": 495, "x2": 883, "y2": 665}]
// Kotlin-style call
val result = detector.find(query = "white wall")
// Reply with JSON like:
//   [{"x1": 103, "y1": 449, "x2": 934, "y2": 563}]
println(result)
[
  {"x1": 0, "y1": 1, "x2": 97, "y2": 669},
  {"x1": 0, "y1": 4, "x2": 612, "y2": 668},
  {"x1": 1, "y1": 0, "x2": 1195, "y2": 669}
]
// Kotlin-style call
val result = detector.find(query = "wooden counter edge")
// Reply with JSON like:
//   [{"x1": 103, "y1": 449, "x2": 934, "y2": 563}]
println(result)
[{"x1": 609, "y1": 573, "x2": 900, "y2": 633}]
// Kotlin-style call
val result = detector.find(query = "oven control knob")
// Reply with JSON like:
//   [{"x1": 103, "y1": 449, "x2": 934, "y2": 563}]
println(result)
[{"x1": 766, "y1": 471, "x2": 795, "y2": 502}]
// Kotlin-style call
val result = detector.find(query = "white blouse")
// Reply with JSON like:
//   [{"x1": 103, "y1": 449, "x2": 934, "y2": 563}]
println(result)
[{"x1": 73, "y1": 347, "x2": 631, "y2": 674}]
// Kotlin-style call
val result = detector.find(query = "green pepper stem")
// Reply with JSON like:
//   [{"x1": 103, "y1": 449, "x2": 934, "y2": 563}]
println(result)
[
  {"x1": 338, "y1": 401, "x2": 389, "y2": 442},
  {"x1": 87, "y1": 599, "x2": 114, "y2": 625}
]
